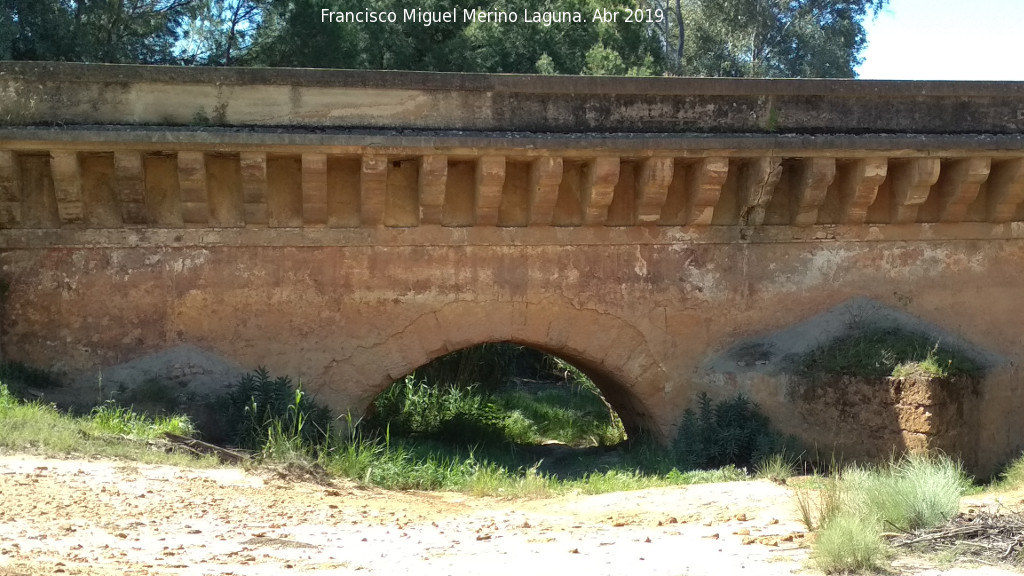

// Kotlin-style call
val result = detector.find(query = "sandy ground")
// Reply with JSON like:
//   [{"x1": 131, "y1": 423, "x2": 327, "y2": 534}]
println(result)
[{"x1": 0, "y1": 454, "x2": 1020, "y2": 576}]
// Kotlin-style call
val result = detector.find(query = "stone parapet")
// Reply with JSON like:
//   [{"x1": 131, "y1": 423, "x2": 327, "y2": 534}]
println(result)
[{"x1": 2, "y1": 62, "x2": 1024, "y2": 134}]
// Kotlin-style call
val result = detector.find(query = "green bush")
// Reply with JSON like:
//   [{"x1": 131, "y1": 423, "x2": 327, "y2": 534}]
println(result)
[
  {"x1": 672, "y1": 392, "x2": 794, "y2": 470},
  {"x1": 208, "y1": 367, "x2": 333, "y2": 451}
]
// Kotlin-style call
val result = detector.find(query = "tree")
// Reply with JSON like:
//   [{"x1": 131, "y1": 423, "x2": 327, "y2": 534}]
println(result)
[
  {"x1": 3, "y1": 0, "x2": 82, "y2": 61},
  {"x1": 2, "y1": 0, "x2": 885, "y2": 79},
  {"x1": 245, "y1": 0, "x2": 664, "y2": 75},
  {"x1": 650, "y1": 0, "x2": 887, "y2": 77},
  {"x1": 2, "y1": 0, "x2": 202, "y2": 64},
  {"x1": 178, "y1": 0, "x2": 266, "y2": 65}
]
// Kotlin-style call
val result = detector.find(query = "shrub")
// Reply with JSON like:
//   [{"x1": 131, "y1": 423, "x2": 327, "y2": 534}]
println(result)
[
  {"x1": 672, "y1": 392, "x2": 794, "y2": 470},
  {"x1": 812, "y1": 512, "x2": 887, "y2": 573},
  {"x1": 208, "y1": 367, "x2": 333, "y2": 451}
]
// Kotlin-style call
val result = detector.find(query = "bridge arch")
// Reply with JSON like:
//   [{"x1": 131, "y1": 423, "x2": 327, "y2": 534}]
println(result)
[{"x1": 313, "y1": 301, "x2": 673, "y2": 440}]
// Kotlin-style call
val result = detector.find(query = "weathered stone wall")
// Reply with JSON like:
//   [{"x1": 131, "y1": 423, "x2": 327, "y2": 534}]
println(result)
[
  {"x1": 4, "y1": 235, "x2": 1024, "y2": 474},
  {"x1": 789, "y1": 375, "x2": 979, "y2": 468}
]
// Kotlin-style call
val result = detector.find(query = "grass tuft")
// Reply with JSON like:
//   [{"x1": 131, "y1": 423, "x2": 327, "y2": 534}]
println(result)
[
  {"x1": 812, "y1": 512, "x2": 888, "y2": 574},
  {"x1": 0, "y1": 382, "x2": 216, "y2": 466},
  {"x1": 997, "y1": 453, "x2": 1024, "y2": 489},
  {"x1": 844, "y1": 453, "x2": 968, "y2": 532},
  {"x1": 800, "y1": 453, "x2": 969, "y2": 573},
  {"x1": 754, "y1": 452, "x2": 798, "y2": 484},
  {"x1": 801, "y1": 327, "x2": 979, "y2": 379}
]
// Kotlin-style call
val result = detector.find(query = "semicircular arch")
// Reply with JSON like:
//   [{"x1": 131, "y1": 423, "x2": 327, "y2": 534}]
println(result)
[{"x1": 320, "y1": 301, "x2": 671, "y2": 439}]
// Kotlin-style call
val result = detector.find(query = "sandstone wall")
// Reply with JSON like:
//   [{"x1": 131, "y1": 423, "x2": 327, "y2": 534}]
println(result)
[{"x1": 4, "y1": 236, "x2": 1024, "y2": 474}]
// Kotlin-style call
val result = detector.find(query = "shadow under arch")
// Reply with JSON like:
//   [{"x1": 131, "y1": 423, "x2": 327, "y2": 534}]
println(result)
[{"x1": 338, "y1": 303, "x2": 671, "y2": 442}]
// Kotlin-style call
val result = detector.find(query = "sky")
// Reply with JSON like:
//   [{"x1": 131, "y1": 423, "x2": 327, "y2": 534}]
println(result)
[{"x1": 857, "y1": 0, "x2": 1024, "y2": 81}]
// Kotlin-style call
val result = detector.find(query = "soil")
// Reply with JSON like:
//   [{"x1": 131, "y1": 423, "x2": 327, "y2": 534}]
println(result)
[{"x1": 0, "y1": 454, "x2": 1020, "y2": 576}]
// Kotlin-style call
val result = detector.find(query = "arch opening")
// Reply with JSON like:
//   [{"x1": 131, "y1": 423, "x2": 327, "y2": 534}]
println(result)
[{"x1": 359, "y1": 342, "x2": 653, "y2": 479}]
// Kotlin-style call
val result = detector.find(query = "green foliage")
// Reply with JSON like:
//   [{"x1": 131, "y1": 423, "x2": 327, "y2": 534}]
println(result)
[
  {"x1": 248, "y1": 0, "x2": 665, "y2": 75},
  {"x1": 0, "y1": 382, "x2": 215, "y2": 466},
  {"x1": 318, "y1": 427, "x2": 748, "y2": 495},
  {"x1": 409, "y1": 343, "x2": 544, "y2": 393},
  {"x1": 653, "y1": 0, "x2": 887, "y2": 77},
  {"x1": 800, "y1": 453, "x2": 968, "y2": 573},
  {"x1": 812, "y1": 511, "x2": 888, "y2": 573},
  {"x1": 844, "y1": 454, "x2": 968, "y2": 532},
  {"x1": 583, "y1": 42, "x2": 627, "y2": 76},
  {"x1": 178, "y1": 0, "x2": 267, "y2": 65},
  {"x1": 996, "y1": 453, "x2": 1024, "y2": 489},
  {"x1": 0, "y1": 361, "x2": 61, "y2": 401},
  {"x1": 801, "y1": 328, "x2": 980, "y2": 379},
  {"x1": 672, "y1": 392, "x2": 794, "y2": 470},
  {"x1": 87, "y1": 401, "x2": 196, "y2": 439},
  {"x1": 493, "y1": 388, "x2": 625, "y2": 447},
  {"x1": 209, "y1": 367, "x2": 333, "y2": 450},
  {"x1": 2, "y1": 0, "x2": 204, "y2": 64},
  {"x1": 4, "y1": 0, "x2": 883, "y2": 79},
  {"x1": 368, "y1": 348, "x2": 625, "y2": 449},
  {"x1": 0, "y1": 371, "x2": 754, "y2": 497},
  {"x1": 795, "y1": 474, "x2": 845, "y2": 532},
  {"x1": 367, "y1": 376, "x2": 513, "y2": 446},
  {"x1": 754, "y1": 452, "x2": 798, "y2": 483},
  {"x1": 535, "y1": 52, "x2": 557, "y2": 75}
]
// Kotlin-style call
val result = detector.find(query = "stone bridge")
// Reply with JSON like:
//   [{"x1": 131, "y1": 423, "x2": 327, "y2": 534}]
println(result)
[{"x1": 2, "y1": 63, "x2": 1024, "y2": 474}]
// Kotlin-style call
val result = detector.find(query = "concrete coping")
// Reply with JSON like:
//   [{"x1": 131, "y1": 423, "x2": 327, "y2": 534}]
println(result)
[
  {"x1": 2, "y1": 62, "x2": 1024, "y2": 135},
  {"x1": 3, "y1": 61, "x2": 1024, "y2": 97}
]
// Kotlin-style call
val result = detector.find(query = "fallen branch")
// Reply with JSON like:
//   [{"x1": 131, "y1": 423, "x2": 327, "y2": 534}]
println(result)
[
  {"x1": 892, "y1": 510, "x2": 1024, "y2": 566},
  {"x1": 161, "y1": 432, "x2": 251, "y2": 464}
]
